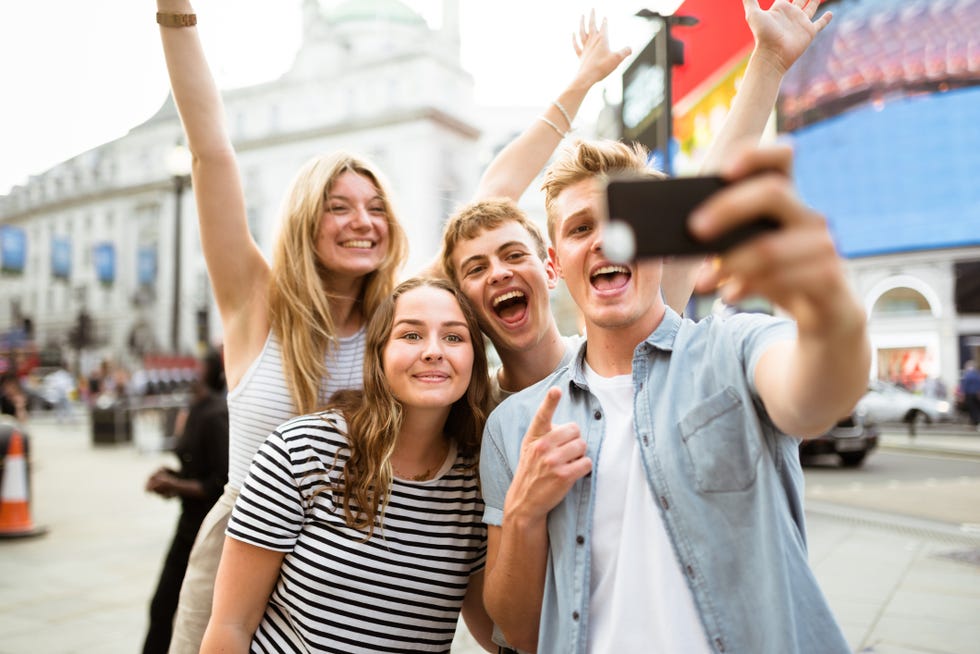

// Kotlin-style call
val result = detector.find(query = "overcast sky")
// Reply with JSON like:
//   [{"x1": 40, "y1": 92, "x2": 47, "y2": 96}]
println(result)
[{"x1": 0, "y1": 0, "x2": 683, "y2": 195}]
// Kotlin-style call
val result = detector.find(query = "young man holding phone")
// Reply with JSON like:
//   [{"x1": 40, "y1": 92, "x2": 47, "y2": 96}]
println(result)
[{"x1": 479, "y1": 138, "x2": 869, "y2": 653}]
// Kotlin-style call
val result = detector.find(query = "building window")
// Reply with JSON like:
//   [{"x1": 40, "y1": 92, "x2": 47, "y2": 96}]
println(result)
[{"x1": 872, "y1": 287, "x2": 932, "y2": 317}]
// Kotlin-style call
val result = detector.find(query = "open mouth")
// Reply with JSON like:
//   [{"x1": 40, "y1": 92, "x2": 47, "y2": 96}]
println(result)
[
  {"x1": 341, "y1": 240, "x2": 374, "y2": 249},
  {"x1": 590, "y1": 265, "x2": 631, "y2": 291},
  {"x1": 492, "y1": 290, "x2": 528, "y2": 323}
]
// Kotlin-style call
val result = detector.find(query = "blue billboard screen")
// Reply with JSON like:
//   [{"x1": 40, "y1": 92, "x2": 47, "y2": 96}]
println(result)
[{"x1": 792, "y1": 86, "x2": 980, "y2": 258}]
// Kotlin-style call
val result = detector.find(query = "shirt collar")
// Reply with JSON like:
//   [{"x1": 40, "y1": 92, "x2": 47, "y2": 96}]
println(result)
[{"x1": 569, "y1": 305, "x2": 683, "y2": 390}]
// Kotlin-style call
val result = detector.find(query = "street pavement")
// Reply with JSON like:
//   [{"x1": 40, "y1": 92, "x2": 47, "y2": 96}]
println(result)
[{"x1": 0, "y1": 411, "x2": 978, "y2": 654}]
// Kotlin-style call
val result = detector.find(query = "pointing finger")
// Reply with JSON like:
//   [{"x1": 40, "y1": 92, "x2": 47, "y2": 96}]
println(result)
[{"x1": 528, "y1": 387, "x2": 562, "y2": 440}]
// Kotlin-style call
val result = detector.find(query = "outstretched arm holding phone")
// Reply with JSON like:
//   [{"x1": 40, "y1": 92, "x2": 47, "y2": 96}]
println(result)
[{"x1": 661, "y1": 0, "x2": 832, "y2": 311}]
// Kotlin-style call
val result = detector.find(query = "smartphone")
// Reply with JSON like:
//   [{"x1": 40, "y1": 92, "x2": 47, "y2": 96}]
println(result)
[{"x1": 603, "y1": 175, "x2": 779, "y2": 262}]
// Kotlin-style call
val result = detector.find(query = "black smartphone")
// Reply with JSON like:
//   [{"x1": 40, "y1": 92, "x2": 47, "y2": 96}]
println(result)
[{"x1": 603, "y1": 175, "x2": 779, "y2": 262}]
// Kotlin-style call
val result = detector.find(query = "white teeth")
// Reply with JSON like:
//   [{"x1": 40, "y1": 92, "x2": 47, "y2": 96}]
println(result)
[
  {"x1": 591, "y1": 265, "x2": 629, "y2": 278},
  {"x1": 343, "y1": 240, "x2": 372, "y2": 249},
  {"x1": 492, "y1": 290, "x2": 526, "y2": 308}
]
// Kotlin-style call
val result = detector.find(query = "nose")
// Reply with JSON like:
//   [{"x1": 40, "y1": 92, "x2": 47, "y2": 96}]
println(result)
[
  {"x1": 487, "y1": 259, "x2": 513, "y2": 285},
  {"x1": 591, "y1": 231, "x2": 604, "y2": 253},
  {"x1": 349, "y1": 206, "x2": 372, "y2": 230},
  {"x1": 422, "y1": 338, "x2": 444, "y2": 363}
]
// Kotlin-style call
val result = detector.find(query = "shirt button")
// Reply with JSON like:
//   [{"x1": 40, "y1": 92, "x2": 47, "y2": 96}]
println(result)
[
  {"x1": 642, "y1": 434, "x2": 649, "y2": 446},
  {"x1": 576, "y1": 535, "x2": 585, "y2": 545},
  {"x1": 660, "y1": 496, "x2": 669, "y2": 510},
  {"x1": 593, "y1": 410, "x2": 602, "y2": 420},
  {"x1": 572, "y1": 611, "x2": 580, "y2": 621}
]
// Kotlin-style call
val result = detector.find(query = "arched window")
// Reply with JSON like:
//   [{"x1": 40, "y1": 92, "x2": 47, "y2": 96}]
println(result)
[{"x1": 871, "y1": 287, "x2": 932, "y2": 317}]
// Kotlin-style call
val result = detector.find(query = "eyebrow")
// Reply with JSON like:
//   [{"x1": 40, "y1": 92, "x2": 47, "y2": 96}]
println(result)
[
  {"x1": 563, "y1": 207, "x2": 593, "y2": 226},
  {"x1": 394, "y1": 318, "x2": 469, "y2": 329},
  {"x1": 458, "y1": 240, "x2": 529, "y2": 271},
  {"x1": 325, "y1": 193, "x2": 384, "y2": 202}
]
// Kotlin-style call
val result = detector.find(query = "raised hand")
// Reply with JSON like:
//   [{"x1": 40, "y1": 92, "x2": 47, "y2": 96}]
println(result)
[
  {"x1": 503, "y1": 387, "x2": 592, "y2": 521},
  {"x1": 571, "y1": 10, "x2": 632, "y2": 90},
  {"x1": 745, "y1": 0, "x2": 833, "y2": 75}
]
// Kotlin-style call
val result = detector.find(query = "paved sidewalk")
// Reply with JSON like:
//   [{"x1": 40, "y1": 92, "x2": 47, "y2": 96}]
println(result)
[{"x1": 0, "y1": 414, "x2": 978, "y2": 653}]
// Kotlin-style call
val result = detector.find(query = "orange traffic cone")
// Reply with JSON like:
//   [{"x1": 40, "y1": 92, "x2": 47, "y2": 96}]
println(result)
[{"x1": 0, "y1": 428, "x2": 47, "y2": 539}]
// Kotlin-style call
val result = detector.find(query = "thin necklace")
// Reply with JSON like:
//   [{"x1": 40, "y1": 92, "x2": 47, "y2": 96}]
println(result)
[
  {"x1": 392, "y1": 440, "x2": 449, "y2": 482},
  {"x1": 392, "y1": 465, "x2": 436, "y2": 482}
]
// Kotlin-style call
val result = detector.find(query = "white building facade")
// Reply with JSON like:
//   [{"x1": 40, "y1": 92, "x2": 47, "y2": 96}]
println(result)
[{"x1": 0, "y1": 0, "x2": 538, "y2": 372}]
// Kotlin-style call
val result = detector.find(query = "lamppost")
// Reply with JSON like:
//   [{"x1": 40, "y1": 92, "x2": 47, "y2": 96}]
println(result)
[
  {"x1": 624, "y1": 9, "x2": 699, "y2": 175},
  {"x1": 166, "y1": 144, "x2": 192, "y2": 354}
]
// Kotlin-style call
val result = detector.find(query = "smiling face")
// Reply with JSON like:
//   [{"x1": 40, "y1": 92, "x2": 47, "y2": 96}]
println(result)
[
  {"x1": 382, "y1": 285, "x2": 475, "y2": 415},
  {"x1": 450, "y1": 221, "x2": 559, "y2": 354},
  {"x1": 550, "y1": 177, "x2": 664, "y2": 335},
  {"x1": 316, "y1": 171, "x2": 390, "y2": 283}
]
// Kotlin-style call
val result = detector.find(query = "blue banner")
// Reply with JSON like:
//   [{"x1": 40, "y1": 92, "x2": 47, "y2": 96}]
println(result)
[
  {"x1": 0, "y1": 225, "x2": 27, "y2": 273},
  {"x1": 51, "y1": 236, "x2": 71, "y2": 279},
  {"x1": 93, "y1": 242, "x2": 116, "y2": 284},
  {"x1": 137, "y1": 246, "x2": 157, "y2": 286}
]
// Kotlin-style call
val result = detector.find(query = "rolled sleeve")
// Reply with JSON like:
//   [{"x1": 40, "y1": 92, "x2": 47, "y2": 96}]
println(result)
[{"x1": 479, "y1": 415, "x2": 514, "y2": 527}]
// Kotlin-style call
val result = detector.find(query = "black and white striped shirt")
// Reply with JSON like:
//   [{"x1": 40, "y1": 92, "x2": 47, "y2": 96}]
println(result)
[{"x1": 227, "y1": 411, "x2": 486, "y2": 653}]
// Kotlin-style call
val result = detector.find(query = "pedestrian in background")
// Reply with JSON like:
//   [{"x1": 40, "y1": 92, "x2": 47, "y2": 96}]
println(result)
[
  {"x1": 961, "y1": 360, "x2": 980, "y2": 427},
  {"x1": 0, "y1": 372, "x2": 28, "y2": 424},
  {"x1": 202, "y1": 279, "x2": 493, "y2": 653},
  {"x1": 143, "y1": 349, "x2": 229, "y2": 654}
]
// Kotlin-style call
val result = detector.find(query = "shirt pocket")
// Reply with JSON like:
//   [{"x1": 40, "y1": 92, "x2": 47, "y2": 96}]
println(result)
[{"x1": 678, "y1": 387, "x2": 760, "y2": 492}]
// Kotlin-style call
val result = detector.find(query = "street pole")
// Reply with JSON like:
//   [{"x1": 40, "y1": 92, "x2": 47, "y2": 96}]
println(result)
[
  {"x1": 166, "y1": 143, "x2": 192, "y2": 355},
  {"x1": 170, "y1": 175, "x2": 185, "y2": 353}
]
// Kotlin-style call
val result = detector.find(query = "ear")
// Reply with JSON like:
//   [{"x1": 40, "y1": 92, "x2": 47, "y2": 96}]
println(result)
[
  {"x1": 545, "y1": 249, "x2": 560, "y2": 289},
  {"x1": 548, "y1": 246, "x2": 563, "y2": 281}
]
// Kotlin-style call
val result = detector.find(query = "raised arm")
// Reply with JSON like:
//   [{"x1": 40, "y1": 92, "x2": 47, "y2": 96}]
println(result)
[
  {"x1": 661, "y1": 0, "x2": 832, "y2": 313},
  {"x1": 475, "y1": 11, "x2": 631, "y2": 201},
  {"x1": 691, "y1": 145, "x2": 870, "y2": 436},
  {"x1": 157, "y1": 1, "x2": 271, "y2": 375}
]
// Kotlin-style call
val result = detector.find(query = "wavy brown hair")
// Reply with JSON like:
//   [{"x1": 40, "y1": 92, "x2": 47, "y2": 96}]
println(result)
[
  {"x1": 269, "y1": 152, "x2": 408, "y2": 415},
  {"x1": 326, "y1": 277, "x2": 490, "y2": 535}
]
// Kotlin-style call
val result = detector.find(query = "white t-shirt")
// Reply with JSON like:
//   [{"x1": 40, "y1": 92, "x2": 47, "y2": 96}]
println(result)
[{"x1": 585, "y1": 363, "x2": 711, "y2": 654}]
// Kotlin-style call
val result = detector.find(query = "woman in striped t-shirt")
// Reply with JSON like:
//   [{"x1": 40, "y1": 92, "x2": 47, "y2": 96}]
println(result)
[{"x1": 201, "y1": 278, "x2": 494, "y2": 653}]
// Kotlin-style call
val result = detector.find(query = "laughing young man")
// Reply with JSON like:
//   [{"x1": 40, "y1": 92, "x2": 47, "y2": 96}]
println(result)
[{"x1": 479, "y1": 138, "x2": 869, "y2": 654}]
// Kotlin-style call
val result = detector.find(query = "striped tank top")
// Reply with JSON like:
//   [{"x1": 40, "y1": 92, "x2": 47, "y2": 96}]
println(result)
[{"x1": 225, "y1": 330, "x2": 365, "y2": 489}]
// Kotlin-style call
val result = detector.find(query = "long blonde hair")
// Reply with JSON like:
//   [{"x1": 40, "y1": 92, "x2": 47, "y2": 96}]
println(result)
[
  {"x1": 269, "y1": 152, "x2": 408, "y2": 414},
  {"x1": 327, "y1": 277, "x2": 490, "y2": 536}
]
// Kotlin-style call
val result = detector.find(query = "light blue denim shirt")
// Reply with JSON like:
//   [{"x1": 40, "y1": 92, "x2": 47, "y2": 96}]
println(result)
[{"x1": 481, "y1": 307, "x2": 850, "y2": 654}]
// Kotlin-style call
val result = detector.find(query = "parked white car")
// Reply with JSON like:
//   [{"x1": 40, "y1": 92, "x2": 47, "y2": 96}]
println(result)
[{"x1": 857, "y1": 380, "x2": 953, "y2": 431}]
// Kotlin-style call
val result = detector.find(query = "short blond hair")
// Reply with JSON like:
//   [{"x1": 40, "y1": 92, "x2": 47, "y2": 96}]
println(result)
[
  {"x1": 440, "y1": 198, "x2": 548, "y2": 283},
  {"x1": 542, "y1": 139, "x2": 664, "y2": 245}
]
